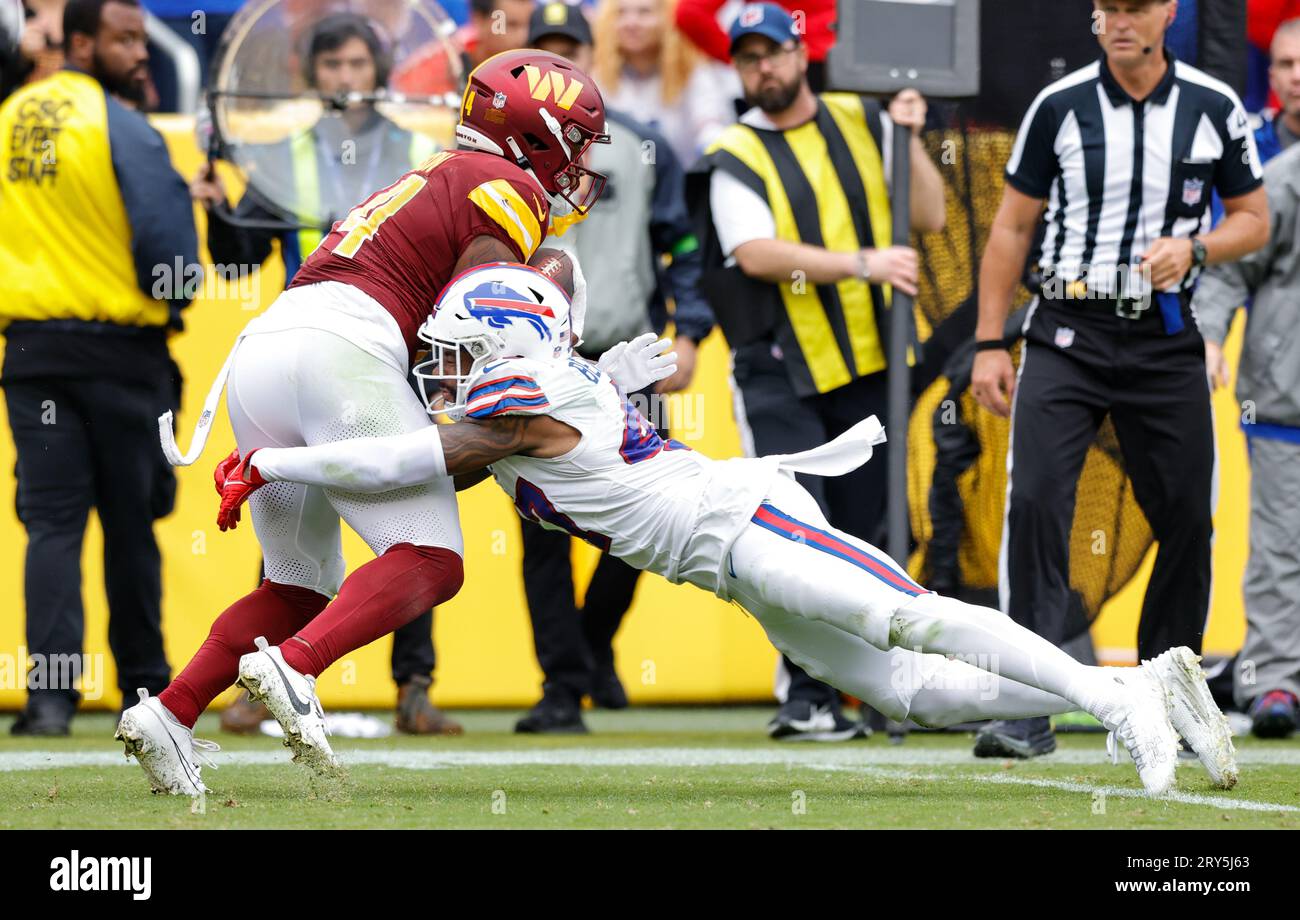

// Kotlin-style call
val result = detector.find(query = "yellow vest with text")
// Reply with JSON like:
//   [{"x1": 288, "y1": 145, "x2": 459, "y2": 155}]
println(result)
[
  {"x1": 705, "y1": 93, "x2": 893, "y2": 395},
  {"x1": 0, "y1": 70, "x2": 167, "y2": 329}
]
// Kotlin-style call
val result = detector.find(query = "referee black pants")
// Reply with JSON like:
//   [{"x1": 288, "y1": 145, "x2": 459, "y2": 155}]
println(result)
[
  {"x1": 733, "y1": 342, "x2": 891, "y2": 707},
  {"x1": 1005, "y1": 300, "x2": 1214, "y2": 659}
]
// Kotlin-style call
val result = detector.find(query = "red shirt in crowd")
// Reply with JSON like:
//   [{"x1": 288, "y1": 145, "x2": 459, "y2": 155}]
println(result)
[{"x1": 675, "y1": 0, "x2": 837, "y2": 63}]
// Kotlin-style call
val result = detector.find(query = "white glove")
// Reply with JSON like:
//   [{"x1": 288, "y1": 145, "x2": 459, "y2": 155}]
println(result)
[{"x1": 597, "y1": 332, "x2": 678, "y2": 395}]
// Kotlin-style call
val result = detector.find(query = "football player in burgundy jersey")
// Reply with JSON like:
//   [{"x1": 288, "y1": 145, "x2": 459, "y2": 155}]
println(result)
[{"x1": 124, "y1": 51, "x2": 612, "y2": 793}]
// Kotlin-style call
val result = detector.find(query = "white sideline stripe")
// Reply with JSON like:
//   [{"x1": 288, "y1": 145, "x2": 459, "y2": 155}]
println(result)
[
  {"x1": 815, "y1": 765, "x2": 1299, "y2": 814},
  {"x1": 5, "y1": 748, "x2": 1298, "y2": 812},
  {"x1": 4, "y1": 745, "x2": 1300, "y2": 769},
  {"x1": 7, "y1": 741, "x2": 1291, "y2": 818}
]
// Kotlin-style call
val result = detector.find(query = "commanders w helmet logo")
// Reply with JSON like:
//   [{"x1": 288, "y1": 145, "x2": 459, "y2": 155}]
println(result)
[{"x1": 521, "y1": 64, "x2": 585, "y2": 110}]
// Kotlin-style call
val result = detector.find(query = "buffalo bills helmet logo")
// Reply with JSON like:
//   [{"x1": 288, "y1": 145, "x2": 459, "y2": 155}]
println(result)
[{"x1": 462, "y1": 282, "x2": 556, "y2": 340}]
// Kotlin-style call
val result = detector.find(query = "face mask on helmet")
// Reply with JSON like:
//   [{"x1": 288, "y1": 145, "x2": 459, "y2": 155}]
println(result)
[
  {"x1": 413, "y1": 263, "x2": 574, "y2": 420},
  {"x1": 494, "y1": 109, "x2": 609, "y2": 216},
  {"x1": 413, "y1": 330, "x2": 498, "y2": 421},
  {"x1": 456, "y1": 50, "x2": 611, "y2": 216},
  {"x1": 539, "y1": 114, "x2": 609, "y2": 214}
]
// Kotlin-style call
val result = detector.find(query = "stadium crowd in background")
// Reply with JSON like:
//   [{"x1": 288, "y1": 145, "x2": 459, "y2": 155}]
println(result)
[
  {"x1": 0, "y1": 0, "x2": 198, "y2": 735},
  {"x1": 675, "y1": 0, "x2": 834, "y2": 90},
  {"x1": 591, "y1": 0, "x2": 737, "y2": 167}
]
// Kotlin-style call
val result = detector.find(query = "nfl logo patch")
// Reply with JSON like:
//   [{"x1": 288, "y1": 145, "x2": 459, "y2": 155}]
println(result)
[
  {"x1": 739, "y1": 5, "x2": 764, "y2": 27},
  {"x1": 1055, "y1": 326, "x2": 1075, "y2": 349},
  {"x1": 1182, "y1": 177, "x2": 1204, "y2": 207},
  {"x1": 492, "y1": 91, "x2": 507, "y2": 109}
]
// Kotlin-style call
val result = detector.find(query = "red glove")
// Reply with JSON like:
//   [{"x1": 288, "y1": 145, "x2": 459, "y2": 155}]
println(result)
[
  {"x1": 215, "y1": 448, "x2": 267, "y2": 532},
  {"x1": 214, "y1": 448, "x2": 241, "y2": 496}
]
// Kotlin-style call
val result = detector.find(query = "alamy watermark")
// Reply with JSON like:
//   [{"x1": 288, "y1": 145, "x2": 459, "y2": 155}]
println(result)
[
  {"x1": 626, "y1": 391, "x2": 706, "y2": 442},
  {"x1": 151, "y1": 258, "x2": 261, "y2": 310},
  {"x1": 1039, "y1": 262, "x2": 1156, "y2": 308},
  {"x1": 0, "y1": 647, "x2": 104, "y2": 700},
  {"x1": 889, "y1": 648, "x2": 1002, "y2": 702}
]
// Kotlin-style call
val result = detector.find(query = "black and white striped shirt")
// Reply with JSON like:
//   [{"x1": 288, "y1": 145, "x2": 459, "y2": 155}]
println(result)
[{"x1": 1006, "y1": 50, "x2": 1263, "y2": 295}]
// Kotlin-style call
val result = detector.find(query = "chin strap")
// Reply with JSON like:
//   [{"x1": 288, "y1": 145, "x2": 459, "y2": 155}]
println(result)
[
  {"x1": 538, "y1": 107, "x2": 572, "y2": 158},
  {"x1": 504, "y1": 134, "x2": 533, "y2": 175}
]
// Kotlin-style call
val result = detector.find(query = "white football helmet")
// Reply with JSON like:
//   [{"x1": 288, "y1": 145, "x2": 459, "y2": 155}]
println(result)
[{"x1": 414, "y1": 263, "x2": 573, "y2": 420}]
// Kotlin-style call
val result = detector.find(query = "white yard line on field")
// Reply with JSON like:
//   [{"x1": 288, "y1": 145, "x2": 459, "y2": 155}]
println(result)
[{"x1": 813, "y1": 764, "x2": 1300, "y2": 814}]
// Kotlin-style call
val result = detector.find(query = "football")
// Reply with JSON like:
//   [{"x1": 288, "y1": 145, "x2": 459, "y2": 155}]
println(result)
[{"x1": 527, "y1": 246, "x2": 575, "y2": 298}]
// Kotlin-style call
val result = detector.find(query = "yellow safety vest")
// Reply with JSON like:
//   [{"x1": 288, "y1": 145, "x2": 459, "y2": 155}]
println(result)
[
  {"x1": 289, "y1": 128, "x2": 438, "y2": 259},
  {"x1": 706, "y1": 93, "x2": 894, "y2": 395},
  {"x1": 0, "y1": 70, "x2": 169, "y2": 329}
]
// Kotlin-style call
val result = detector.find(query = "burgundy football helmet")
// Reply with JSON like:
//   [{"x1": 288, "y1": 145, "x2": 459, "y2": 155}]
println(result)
[{"x1": 456, "y1": 49, "x2": 610, "y2": 214}]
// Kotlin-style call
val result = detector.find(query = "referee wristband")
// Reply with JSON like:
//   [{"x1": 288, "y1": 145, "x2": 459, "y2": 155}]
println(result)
[{"x1": 974, "y1": 338, "x2": 1010, "y2": 352}]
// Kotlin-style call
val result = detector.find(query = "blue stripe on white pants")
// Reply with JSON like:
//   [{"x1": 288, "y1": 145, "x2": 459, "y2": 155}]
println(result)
[
  {"x1": 726, "y1": 475, "x2": 920, "y2": 651},
  {"x1": 726, "y1": 476, "x2": 1101, "y2": 719}
]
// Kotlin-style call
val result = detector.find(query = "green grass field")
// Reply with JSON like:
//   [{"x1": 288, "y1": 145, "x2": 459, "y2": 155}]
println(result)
[{"x1": 3, "y1": 708, "x2": 1298, "y2": 829}]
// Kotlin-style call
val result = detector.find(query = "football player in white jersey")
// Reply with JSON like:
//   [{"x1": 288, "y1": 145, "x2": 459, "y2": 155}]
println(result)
[{"x1": 215, "y1": 264, "x2": 1237, "y2": 798}]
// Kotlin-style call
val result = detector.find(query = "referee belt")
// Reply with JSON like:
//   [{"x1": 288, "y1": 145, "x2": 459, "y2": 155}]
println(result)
[{"x1": 1039, "y1": 284, "x2": 1188, "y2": 324}]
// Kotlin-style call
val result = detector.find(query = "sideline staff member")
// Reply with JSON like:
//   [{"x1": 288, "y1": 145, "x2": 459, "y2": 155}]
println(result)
[
  {"x1": 0, "y1": 0, "x2": 198, "y2": 735},
  {"x1": 696, "y1": 3, "x2": 945, "y2": 740},
  {"x1": 972, "y1": 0, "x2": 1268, "y2": 758}
]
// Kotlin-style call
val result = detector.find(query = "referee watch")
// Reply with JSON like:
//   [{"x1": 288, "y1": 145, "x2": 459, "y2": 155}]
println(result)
[{"x1": 1190, "y1": 236, "x2": 1208, "y2": 270}]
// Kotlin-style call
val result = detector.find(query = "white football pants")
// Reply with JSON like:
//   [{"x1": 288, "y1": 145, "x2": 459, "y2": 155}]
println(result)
[
  {"x1": 226, "y1": 324, "x2": 462, "y2": 598},
  {"x1": 725, "y1": 475, "x2": 1089, "y2": 726}
]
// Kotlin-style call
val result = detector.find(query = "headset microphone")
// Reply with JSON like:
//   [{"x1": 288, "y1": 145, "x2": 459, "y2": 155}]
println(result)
[{"x1": 1142, "y1": 45, "x2": 1154, "y2": 54}]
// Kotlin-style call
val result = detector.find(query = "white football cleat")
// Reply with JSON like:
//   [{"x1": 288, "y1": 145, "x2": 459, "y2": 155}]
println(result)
[
  {"x1": 1101, "y1": 668, "x2": 1180, "y2": 797},
  {"x1": 1146, "y1": 646, "x2": 1238, "y2": 790},
  {"x1": 115, "y1": 689, "x2": 219, "y2": 796},
  {"x1": 236, "y1": 637, "x2": 340, "y2": 776}
]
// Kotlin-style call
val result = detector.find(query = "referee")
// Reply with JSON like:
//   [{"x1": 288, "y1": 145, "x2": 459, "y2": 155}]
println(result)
[{"x1": 971, "y1": 0, "x2": 1268, "y2": 758}]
